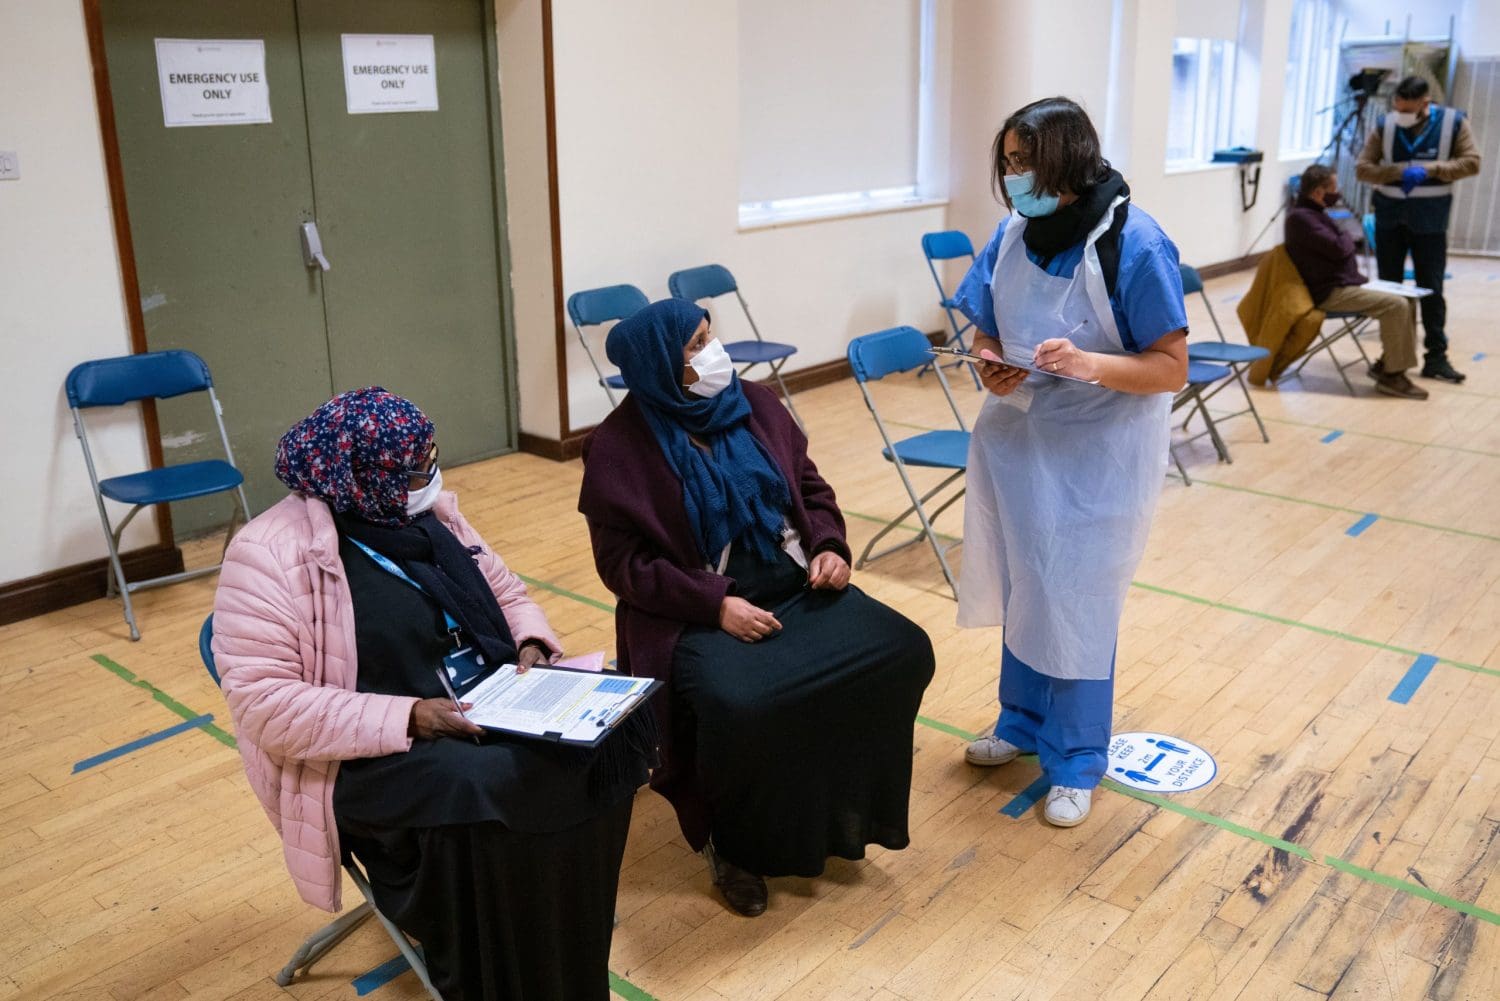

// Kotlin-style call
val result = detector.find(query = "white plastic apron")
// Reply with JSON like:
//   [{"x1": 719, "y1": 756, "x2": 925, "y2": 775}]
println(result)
[{"x1": 956, "y1": 200, "x2": 1171, "y2": 680}]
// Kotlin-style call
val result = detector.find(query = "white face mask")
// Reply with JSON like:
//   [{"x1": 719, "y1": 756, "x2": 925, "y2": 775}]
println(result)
[
  {"x1": 406, "y1": 466, "x2": 443, "y2": 517},
  {"x1": 686, "y1": 338, "x2": 735, "y2": 398},
  {"x1": 1391, "y1": 110, "x2": 1420, "y2": 128}
]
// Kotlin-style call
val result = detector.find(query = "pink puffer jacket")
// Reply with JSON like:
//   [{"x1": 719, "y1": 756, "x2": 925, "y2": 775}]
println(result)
[{"x1": 212, "y1": 491, "x2": 561, "y2": 911}]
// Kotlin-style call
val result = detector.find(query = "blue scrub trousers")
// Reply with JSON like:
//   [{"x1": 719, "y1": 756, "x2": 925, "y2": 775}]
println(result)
[{"x1": 991, "y1": 643, "x2": 1114, "y2": 789}]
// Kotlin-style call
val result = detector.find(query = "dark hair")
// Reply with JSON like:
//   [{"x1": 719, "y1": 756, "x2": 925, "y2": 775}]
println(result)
[
  {"x1": 1395, "y1": 75, "x2": 1429, "y2": 101},
  {"x1": 1300, "y1": 163, "x2": 1335, "y2": 195},
  {"x1": 991, "y1": 97, "x2": 1110, "y2": 208}
]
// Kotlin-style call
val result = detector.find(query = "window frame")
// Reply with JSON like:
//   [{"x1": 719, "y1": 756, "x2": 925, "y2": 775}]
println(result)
[
  {"x1": 1279, "y1": 0, "x2": 1346, "y2": 158},
  {"x1": 1166, "y1": 36, "x2": 1240, "y2": 168}
]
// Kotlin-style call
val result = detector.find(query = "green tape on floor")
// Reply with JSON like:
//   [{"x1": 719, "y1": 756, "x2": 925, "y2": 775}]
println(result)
[
  {"x1": 516, "y1": 573, "x2": 616, "y2": 614},
  {"x1": 1196, "y1": 479, "x2": 1500, "y2": 545},
  {"x1": 91, "y1": 654, "x2": 237, "y2": 749},
  {"x1": 609, "y1": 970, "x2": 659, "y2": 1001},
  {"x1": 1263, "y1": 416, "x2": 1500, "y2": 459}
]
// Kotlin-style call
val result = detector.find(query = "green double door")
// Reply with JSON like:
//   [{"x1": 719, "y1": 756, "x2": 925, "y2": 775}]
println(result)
[{"x1": 101, "y1": 0, "x2": 514, "y2": 535}]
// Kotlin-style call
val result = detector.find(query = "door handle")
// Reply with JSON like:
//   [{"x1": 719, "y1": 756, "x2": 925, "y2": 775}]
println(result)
[{"x1": 300, "y1": 221, "x2": 331, "y2": 271}]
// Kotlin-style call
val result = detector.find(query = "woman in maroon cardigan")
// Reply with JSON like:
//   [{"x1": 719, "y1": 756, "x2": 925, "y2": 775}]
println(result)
[{"x1": 579, "y1": 299, "x2": 934, "y2": 917}]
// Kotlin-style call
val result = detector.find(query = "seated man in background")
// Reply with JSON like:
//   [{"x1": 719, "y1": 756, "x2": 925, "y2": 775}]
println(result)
[{"x1": 1284, "y1": 163, "x2": 1427, "y2": 400}]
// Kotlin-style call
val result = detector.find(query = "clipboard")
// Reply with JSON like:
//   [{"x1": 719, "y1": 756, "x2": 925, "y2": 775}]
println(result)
[
  {"x1": 454, "y1": 663, "x2": 661, "y2": 748},
  {"x1": 928, "y1": 346, "x2": 1102, "y2": 385}
]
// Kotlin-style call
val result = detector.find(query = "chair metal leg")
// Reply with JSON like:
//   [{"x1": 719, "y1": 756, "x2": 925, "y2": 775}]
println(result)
[
  {"x1": 857, "y1": 467, "x2": 964, "y2": 601},
  {"x1": 768, "y1": 360, "x2": 805, "y2": 431},
  {"x1": 1232, "y1": 365, "x2": 1270, "y2": 442},
  {"x1": 1168, "y1": 445, "x2": 1193, "y2": 485},
  {"x1": 273, "y1": 902, "x2": 376, "y2": 987},
  {"x1": 346, "y1": 862, "x2": 443, "y2": 1001}
]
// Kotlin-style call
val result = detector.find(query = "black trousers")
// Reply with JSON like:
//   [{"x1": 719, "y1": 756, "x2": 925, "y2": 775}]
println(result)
[{"x1": 1374, "y1": 223, "x2": 1450, "y2": 361}]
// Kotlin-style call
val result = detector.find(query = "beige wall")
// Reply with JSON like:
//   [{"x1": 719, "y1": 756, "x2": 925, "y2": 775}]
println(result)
[{"x1": 0, "y1": 0, "x2": 157, "y2": 585}]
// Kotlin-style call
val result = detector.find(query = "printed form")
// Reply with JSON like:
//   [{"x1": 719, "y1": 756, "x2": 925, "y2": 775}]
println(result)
[{"x1": 463, "y1": 666, "x2": 656, "y2": 745}]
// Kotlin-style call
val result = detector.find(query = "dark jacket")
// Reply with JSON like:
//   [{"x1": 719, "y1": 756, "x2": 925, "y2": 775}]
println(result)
[
  {"x1": 1284, "y1": 195, "x2": 1366, "y2": 304},
  {"x1": 577, "y1": 382, "x2": 851, "y2": 848}
]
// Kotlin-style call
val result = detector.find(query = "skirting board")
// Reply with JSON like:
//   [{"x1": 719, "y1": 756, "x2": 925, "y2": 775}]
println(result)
[{"x1": 0, "y1": 543, "x2": 185, "y2": 627}]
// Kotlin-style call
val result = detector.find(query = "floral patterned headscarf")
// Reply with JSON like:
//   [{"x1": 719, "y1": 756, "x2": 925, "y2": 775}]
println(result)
[{"x1": 274, "y1": 387, "x2": 434, "y2": 526}]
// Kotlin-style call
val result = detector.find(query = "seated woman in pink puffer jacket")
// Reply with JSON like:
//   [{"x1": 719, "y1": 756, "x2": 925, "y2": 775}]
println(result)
[{"x1": 213, "y1": 387, "x2": 650, "y2": 1001}]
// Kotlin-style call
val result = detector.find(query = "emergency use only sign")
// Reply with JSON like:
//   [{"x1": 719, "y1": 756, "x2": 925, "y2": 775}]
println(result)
[
  {"x1": 341, "y1": 35, "x2": 439, "y2": 114},
  {"x1": 155, "y1": 39, "x2": 271, "y2": 128}
]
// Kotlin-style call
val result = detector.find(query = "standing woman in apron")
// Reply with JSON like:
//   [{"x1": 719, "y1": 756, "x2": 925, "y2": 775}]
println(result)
[{"x1": 951, "y1": 97, "x2": 1189, "y2": 827}]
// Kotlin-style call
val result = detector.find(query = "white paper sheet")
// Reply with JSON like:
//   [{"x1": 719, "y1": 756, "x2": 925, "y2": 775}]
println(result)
[
  {"x1": 1361, "y1": 278, "x2": 1434, "y2": 298},
  {"x1": 341, "y1": 34, "x2": 439, "y2": 114},
  {"x1": 155, "y1": 39, "x2": 271, "y2": 128},
  {"x1": 462, "y1": 666, "x2": 654, "y2": 744}
]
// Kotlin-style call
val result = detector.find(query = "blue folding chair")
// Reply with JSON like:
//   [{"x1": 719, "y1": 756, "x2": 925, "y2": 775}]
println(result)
[
  {"x1": 920, "y1": 231, "x2": 982, "y2": 389},
  {"x1": 1180, "y1": 264, "x2": 1270, "y2": 444},
  {"x1": 567, "y1": 284, "x2": 650, "y2": 407},
  {"x1": 1169, "y1": 361, "x2": 1235, "y2": 484},
  {"x1": 66, "y1": 350, "x2": 251, "y2": 641},
  {"x1": 197, "y1": 615, "x2": 443, "y2": 999},
  {"x1": 668, "y1": 264, "x2": 803, "y2": 429},
  {"x1": 848, "y1": 326, "x2": 969, "y2": 599}
]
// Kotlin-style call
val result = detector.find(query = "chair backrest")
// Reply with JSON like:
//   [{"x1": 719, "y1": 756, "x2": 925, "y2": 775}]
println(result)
[
  {"x1": 198, "y1": 613, "x2": 219, "y2": 686},
  {"x1": 566, "y1": 284, "x2": 650, "y2": 328},
  {"x1": 921, "y1": 231, "x2": 974, "y2": 262},
  {"x1": 66, "y1": 349, "x2": 214, "y2": 409},
  {"x1": 1178, "y1": 263, "x2": 1205, "y2": 296},
  {"x1": 668, "y1": 264, "x2": 737, "y2": 302},
  {"x1": 848, "y1": 326, "x2": 940, "y2": 383}
]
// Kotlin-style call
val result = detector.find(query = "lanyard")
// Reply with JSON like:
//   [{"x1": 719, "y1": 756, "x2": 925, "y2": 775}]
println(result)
[{"x1": 348, "y1": 538, "x2": 461, "y2": 635}]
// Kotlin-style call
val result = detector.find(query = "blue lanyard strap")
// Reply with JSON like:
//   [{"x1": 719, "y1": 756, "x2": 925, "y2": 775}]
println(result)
[
  {"x1": 1397, "y1": 109, "x2": 1440, "y2": 158},
  {"x1": 348, "y1": 538, "x2": 461, "y2": 634}
]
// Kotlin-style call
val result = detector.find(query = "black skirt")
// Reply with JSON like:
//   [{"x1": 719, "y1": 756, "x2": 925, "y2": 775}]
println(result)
[
  {"x1": 671, "y1": 546, "x2": 935, "y2": 877},
  {"x1": 340, "y1": 795, "x2": 633, "y2": 1001}
]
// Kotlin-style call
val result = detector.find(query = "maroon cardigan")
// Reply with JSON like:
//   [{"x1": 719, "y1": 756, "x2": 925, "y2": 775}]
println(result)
[{"x1": 578, "y1": 382, "x2": 852, "y2": 849}]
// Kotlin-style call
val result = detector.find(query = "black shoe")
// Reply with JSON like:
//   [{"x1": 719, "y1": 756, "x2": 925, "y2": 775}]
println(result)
[
  {"x1": 704, "y1": 840, "x2": 767, "y2": 917},
  {"x1": 1367, "y1": 356, "x2": 1385, "y2": 380},
  {"x1": 1421, "y1": 358, "x2": 1467, "y2": 383},
  {"x1": 1374, "y1": 370, "x2": 1430, "y2": 400}
]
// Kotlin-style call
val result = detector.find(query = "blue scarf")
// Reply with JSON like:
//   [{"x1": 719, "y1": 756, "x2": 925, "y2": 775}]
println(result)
[{"x1": 607, "y1": 299, "x2": 791, "y2": 564}]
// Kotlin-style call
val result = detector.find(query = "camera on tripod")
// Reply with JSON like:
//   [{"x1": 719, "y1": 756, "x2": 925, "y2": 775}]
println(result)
[{"x1": 1348, "y1": 68, "x2": 1391, "y2": 101}]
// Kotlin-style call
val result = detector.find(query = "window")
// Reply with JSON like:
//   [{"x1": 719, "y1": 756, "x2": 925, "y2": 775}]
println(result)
[
  {"x1": 737, "y1": 0, "x2": 938, "y2": 227},
  {"x1": 1280, "y1": 0, "x2": 1344, "y2": 156},
  {"x1": 1167, "y1": 37, "x2": 1239, "y2": 166}
]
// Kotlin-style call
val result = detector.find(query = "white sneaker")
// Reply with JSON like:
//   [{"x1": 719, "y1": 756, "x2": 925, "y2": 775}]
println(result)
[
  {"x1": 964, "y1": 735, "x2": 1021, "y2": 766},
  {"x1": 1044, "y1": 786, "x2": 1092, "y2": 827}
]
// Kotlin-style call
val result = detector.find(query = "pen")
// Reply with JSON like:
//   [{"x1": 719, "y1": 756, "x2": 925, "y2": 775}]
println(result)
[{"x1": 434, "y1": 667, "x2": 482, "y2": 745}]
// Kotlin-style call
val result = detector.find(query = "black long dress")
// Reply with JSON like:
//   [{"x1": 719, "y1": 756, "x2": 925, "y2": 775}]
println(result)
[
  {"x1": 332, "y1": 529, "x2": 648, "y2": 1001},
  {"x1": 670, "y1": 544, "x2": 934, "y2": 878}
]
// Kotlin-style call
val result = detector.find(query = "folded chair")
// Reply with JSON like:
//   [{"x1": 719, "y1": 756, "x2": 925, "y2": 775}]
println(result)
[
  {"x1": 847, "y1": 326, "x2": 969, "y2": 599},
  {"x1": 919, "y1": 231, "x2": 983, "y2": 389},
  {"x1": 668, "y1": 264, "x2": 803, "y2": 429},
  {"x1": 66, "y1": 350, "x2": 251, "y2": 641},
  {"x1": 567, "y1": 285, "x2": 650, "y2": 407},
  {"x1": 1280, "y1": 309, "x2": 1376, "y2": 396},
  {"x1": 1169, "y1": 361, "x2": 1235, "y2": 484},
  {"x1": 1180, "y1": 264, "x2": 1270, "y2": 444},
  {"x1": 197, "y1": 615, "x2": 443, "y2": 1000}
]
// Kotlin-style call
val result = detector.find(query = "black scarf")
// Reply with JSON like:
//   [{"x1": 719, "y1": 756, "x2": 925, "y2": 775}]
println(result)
[
  {"x1": 335, "y1": 511, "x2": 519, "y2": 666},
  {"x1": 1021, "y1": 168, "x2": 1131, "y2": 295}
]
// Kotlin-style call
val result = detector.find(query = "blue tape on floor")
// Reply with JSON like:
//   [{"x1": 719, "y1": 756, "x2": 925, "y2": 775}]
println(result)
[
  {"x1": 1321, "y1": 430, "x2": 1345, "y2": 443},
  {"x1": 1389, "y1": 654, "x2": 1439, "y2": 704},
  {"x1": 72, "y1": 714, "x2": 215, "y2": 773},
  {"x1": 1475, "y1": 353, "x2": 1487, "y2": 362},
  {"x1": 1346, "y1": 513, "x2": 1379, "y2": 537},
  {"x1": 353, "y1": 955, "x2": 411, "y2": 996},
  {"x1": 999, "y1": 775, "x2": 1051, "y2": 818}
]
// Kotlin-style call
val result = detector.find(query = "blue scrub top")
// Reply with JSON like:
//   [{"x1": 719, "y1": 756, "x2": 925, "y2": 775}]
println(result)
[{"x1": 953, "y1": 205, "x2": 1188, "y2": 353}]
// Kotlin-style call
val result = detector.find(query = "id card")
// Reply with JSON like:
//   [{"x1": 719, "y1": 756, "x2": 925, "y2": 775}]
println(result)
[{"x1": 443, "y1": 645, "x2": 495, "y2": 694}]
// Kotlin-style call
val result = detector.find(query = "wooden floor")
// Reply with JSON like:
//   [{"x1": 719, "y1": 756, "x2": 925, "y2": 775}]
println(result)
[{"x1": 6, "y1": 257, "x2": 1500, "y2": 1001}]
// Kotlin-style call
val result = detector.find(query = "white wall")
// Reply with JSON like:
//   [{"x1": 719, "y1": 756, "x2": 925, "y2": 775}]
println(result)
[
  {"x1": 1459, "y1": 0, "x2": 1500, "y2": 57},
  {"x1": 0, "y1": 1, "x2": 158, "y2": 585},
  {"x1": 495, "y1": 0, "x2": 561, "y2": 441},
  {"x1": 550, "y1": 0, "x2": 948, "y2": 433},
  {"x1": 946, "y1": 0, "x2": 1316, "y2": 274}
]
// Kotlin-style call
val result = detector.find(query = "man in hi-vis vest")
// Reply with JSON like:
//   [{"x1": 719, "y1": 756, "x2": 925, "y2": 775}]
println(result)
[{"x1": 1355, "y1": 75, "x2": 1482, "y2": 384}]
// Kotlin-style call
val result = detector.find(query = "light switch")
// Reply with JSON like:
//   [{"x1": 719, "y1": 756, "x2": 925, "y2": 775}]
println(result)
[{"x1": 0, "y1": 151, "x2": 18, "y2": 180}]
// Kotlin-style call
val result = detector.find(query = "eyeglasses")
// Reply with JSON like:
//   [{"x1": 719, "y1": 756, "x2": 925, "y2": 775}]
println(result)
[
  {"x1": 998, "y1": 150, "x2": 1032, "y2": 176},
  {"x1": 404, "y1": 443, "x2": 440, "y2": 484}
]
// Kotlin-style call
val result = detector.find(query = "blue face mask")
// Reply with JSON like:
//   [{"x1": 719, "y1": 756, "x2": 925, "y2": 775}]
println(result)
[{"x1": 1004, "y1": 172, "x2": 1061, "y2": 218}]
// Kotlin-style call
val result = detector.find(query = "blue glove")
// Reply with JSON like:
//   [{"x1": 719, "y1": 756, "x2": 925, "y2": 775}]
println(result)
[{"x1": 1400, "y1": 165, "x2": 1428, "y2": 194}]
